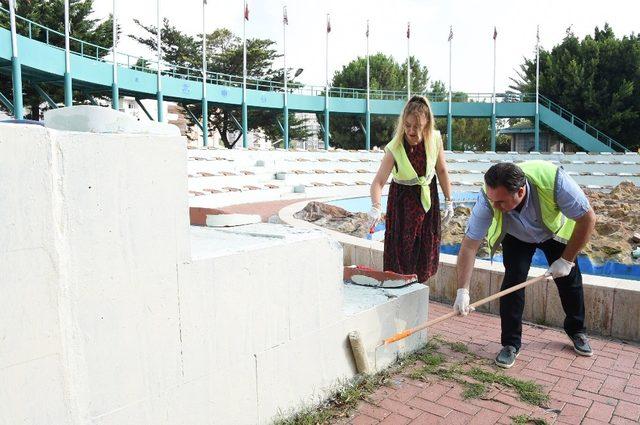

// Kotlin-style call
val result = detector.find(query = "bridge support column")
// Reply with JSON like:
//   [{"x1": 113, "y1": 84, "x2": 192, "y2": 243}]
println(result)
[
  {"x1": 112, "y1": 84, "x2": 119, "y2": 111},
  {"x1": 490, "y1": 113, "x2": 497, "y2": 151},
  {"x1": 283, "y1": 105, "x2": 289, "y2": 150},
  {"x1": 64, "y1": 72, "x2": 72, "y2": 107},
  {"x1": 534, "y1": 113, "x2": 540, "y2": 152},
  {"x1": 446, "y1": 113, "x2": 453, "y2": 150},
  {"x1": 242, "y1": 101, "x2": 248, "y2": 148},
  {"x1": 202, "y1": 98, "x2": 208, "y2": 147},
  {"x1": 365, "y1": 110, "x2": 371, "y2": 150},
  {"x1": 323, "y1": 109, "x2": 330, "y2": 150},
  {"x1": 11, "y1": 56, "x2": 23, "y2": 120},
  {"x1": 157, "y1": 91, "x2": 164, "y2": 122}
]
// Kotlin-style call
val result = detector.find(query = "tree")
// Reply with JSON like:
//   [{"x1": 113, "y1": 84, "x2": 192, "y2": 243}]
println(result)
[
  {"x1": 511, "y1": 24, "x2": 640, "y2": 150},
  {"x1": 326, "y1": 53, "x2": 436, "y2": 149},
  {"x1": 131, "y1": 21, "x2": 310, "y2": 148},
  {"x1": 0, "y1": 0, "x2": 113, "y2": 119}
]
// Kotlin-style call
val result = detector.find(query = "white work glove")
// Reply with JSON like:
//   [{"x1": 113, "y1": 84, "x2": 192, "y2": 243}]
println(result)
[
  {"x1": 546, "y1": 257, "x2": 575, "y2": 279},
  {"x1": 442, "y1": 199, "x2": 454, "y2": 227},
  {"x1": 367, "y1": 206, "x2": 382, "y2": 229},
  {"x1": 453, "y1": 288, "x2": 475, "y2": 316}
]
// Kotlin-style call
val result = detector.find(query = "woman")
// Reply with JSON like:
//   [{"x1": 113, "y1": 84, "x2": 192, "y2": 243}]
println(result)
[{"x1": 369, "y1": 95, "x2": 453, "y2": 282}]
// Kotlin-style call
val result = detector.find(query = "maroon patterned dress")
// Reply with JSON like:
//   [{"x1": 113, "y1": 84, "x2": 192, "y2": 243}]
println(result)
[{"x1": 383, "y1": 138, "x2": 441, "y2": 282}]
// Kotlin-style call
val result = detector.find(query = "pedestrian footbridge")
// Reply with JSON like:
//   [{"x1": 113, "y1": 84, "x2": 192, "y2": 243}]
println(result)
[{"x1": 0, "y1": 6, "x2": 627, "y2": 153}]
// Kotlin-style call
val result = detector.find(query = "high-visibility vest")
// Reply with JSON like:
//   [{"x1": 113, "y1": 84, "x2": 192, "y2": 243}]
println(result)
[
  {"x1": 385, "y1": 130, "x2": 442, "y2": 212},
  {"x1": 483, "y1": 160, "x2": 576, "y2": 256}
]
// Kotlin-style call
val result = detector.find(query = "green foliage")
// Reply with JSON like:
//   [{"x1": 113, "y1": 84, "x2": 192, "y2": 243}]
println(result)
[
  {"x1": 467, "y1": 367, "x2": 549, "y2": 406},
  {"x1": 273, "y1": 371, "x2": 390, "y2": 425},
  {"x1": 511, "y1": 23, "x2": 640, "y2": 150},
  {"x1": 510, "y1": 414, "x2": 549, "y2": 425},
  {"x1": 462, "y1": 382, "x2": 487, "y2": 399},
  {"x1": 0, "y1": 0, "x2": 113, "y2": 118},
  {"x1": 131, "y1": 20, "x2": 310, "y2": 148},
  {"x1": 326, "y1": 53, "x2": 436, "y2": 149},
  {"x1": 449, "y1": 342, "x2": 470, "y2": 353}
]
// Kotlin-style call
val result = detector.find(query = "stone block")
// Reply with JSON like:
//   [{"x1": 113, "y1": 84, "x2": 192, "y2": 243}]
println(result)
[
  {"x1": 583, "y1": 280, "x2": 616, "y2": 336},
  {"x1": 611, "y1": 281, "x2": 640, "y2": 341},
  {"x1": 0, "y1": 355, "x2": 70, "y2": 424},
  {"x1": 76, "y1": 266, "x2": 183, "y2": 418}
]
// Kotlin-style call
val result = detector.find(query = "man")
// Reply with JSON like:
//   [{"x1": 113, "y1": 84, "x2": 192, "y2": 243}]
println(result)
[{"x1": 454, "y1": 160, "x2": 596, "y2": 368}]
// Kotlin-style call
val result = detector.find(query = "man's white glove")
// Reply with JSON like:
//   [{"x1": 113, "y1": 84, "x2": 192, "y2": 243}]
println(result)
[
  {"x1": 367, "y1": 206, "x2": 382, "y2": 229},
  {"x1": 453, "y1": 288, "x2": 475, "y2": 316},
  {"x1": 442, "y1": 200, "x2": 454, "y2": 227},
  {"x1": 546, "y1": 257, "x2": 575, "y2": 279}
]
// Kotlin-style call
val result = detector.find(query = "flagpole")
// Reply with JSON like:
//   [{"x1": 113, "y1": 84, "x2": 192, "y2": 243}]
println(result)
[
  {"x1": 242, "y1": 0, "x2": 248, "y2": 148},
  {"x1": 8, "y1": 0, "x2": 23, "y2": 119},
  {"x1": 491, "y1": 26, "x2": 497, "y2": 151},
  {"x1": 283, "y1": 5, "x2": 289, "y2": 150},
  {"x1": 201, "y1": 0, "x2": 208, "y2": 147},
  {"x1": 447, "y1": 25, "x2": 452, "y2": 150},
  {"x1": 407, "y1": 21, "x2": 411, "y2": 99},
  {"x1": 111, "y1": 0, "x2": 119, "y2": 111},
  {"x1": 365, "y1": 19, "x2": 371, "y2": 151},
  {"x1": 324, "y1": 13, "x2": 330, "y2": 150},
  {"x1": 156, "y1": 0, "x2": 163, "y2": 121},
  {"x1": 534, "y1": 25, "x2": 540, "y2": 152},
  {"x1": 63, "y1": 0, "x2": 72, "y2": 106}
]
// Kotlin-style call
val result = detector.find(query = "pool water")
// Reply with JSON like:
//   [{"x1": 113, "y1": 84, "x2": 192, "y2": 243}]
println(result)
[{"x1": 328, "y1": 195, "x2": 640, "y2": 281}]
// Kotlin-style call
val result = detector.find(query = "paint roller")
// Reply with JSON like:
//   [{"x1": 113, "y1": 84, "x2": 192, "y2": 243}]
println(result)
[{"x1": 347, "y1": 274, "x2": 551, "y2": 374}]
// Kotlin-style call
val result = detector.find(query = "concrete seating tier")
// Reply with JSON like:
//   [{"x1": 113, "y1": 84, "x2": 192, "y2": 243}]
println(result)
[{"x1": 186, "y1": 149, "x2": 640, "y2": 208}]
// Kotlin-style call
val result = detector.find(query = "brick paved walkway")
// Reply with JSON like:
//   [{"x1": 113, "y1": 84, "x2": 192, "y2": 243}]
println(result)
[{"x1": 341, "y1": 301, "x2": 640, "y2": 425}]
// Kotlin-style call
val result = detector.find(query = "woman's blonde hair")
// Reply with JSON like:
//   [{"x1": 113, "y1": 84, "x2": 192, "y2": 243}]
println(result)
[{"x1": 392, "y1": 95, "x2": 436, "y2": 147}]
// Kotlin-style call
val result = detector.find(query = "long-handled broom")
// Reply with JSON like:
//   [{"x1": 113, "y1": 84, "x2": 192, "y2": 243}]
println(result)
[{"x1": 348, "y1": 274, "x2": 552, "y2": 374}]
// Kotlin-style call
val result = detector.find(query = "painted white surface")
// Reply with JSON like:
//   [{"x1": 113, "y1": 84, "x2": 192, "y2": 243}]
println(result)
[
  {"x1": 205, "y1": 213, "x2": 262, "y2": 227},
  {"x1": 0, "y1": 125, "x2": 428, "y2": 424},
  {"x1": 186, "y1": 147, "x2": 640, "y2": 208},
  {"x1": 44, "y1": 105, "x2": 180, "y2": 136}
]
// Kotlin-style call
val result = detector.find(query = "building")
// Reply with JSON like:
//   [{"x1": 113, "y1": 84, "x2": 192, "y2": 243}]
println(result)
[{"x1": 499, "y1": 120, "x2": 578, "y2": 153}]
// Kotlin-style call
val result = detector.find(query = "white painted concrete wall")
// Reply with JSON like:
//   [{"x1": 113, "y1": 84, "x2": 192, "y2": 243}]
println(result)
[{"x1": 0, "y1": 125, "x2": 427, "y2": 424}]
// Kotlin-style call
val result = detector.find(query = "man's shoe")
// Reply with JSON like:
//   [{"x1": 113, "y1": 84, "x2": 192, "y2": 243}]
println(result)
[
  {"x1": 495, "y1": 345, "x2": 519, "y2": 369},
  {"x1": 569, "y1": 333, "x2": 593, "y2": 357}
]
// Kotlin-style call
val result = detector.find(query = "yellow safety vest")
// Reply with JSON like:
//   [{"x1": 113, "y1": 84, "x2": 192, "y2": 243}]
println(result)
[
  {"x1": 484, "y1": 160, "x2": 576, "y2": 256},
  {"x1": 385, "y1": 131, "x2": 442, "y2": 212}
]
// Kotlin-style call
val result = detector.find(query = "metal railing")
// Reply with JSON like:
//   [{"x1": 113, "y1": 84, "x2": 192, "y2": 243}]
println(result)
[
  {"x1": 0, "y1": 6, "x2": 629, "y2": 152},
  {"x1": 0, "y1": 7, "x2": 537, "y2": 104},
  {"x1": 538, "y1": 95, "x2": 628, "y2": 152}
]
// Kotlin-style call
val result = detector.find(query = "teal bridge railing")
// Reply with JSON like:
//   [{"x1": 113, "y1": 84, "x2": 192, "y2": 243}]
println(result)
[{"x1": 0, "y1": 5, "x2": 627, "y2": 152}]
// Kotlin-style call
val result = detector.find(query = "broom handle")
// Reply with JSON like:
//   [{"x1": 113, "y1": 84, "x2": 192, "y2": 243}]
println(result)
[{"x1": 382, "y1": 274, "x2": 551, "y2": 346}]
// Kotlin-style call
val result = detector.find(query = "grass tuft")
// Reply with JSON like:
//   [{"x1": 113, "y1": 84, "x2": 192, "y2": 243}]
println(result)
[
  {"x1": 467, "y1": 367, "x2": 549, "y2": 406},
  {"x1": 510, "y1": 414, "x2": 549, "y2": 425},
  {"x1": 462, "y1": 382, "x2": 487, "y2": 399}
]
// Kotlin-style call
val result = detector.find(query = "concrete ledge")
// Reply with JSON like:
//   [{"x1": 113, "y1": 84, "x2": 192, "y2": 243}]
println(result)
[{"x1": 280, "y1": 198, "x2": 640, "y2": 343}]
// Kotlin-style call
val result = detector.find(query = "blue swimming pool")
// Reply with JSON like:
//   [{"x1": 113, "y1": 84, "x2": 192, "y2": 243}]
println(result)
[{"x1": 328, "y1": 195, "x2": 640, "y2": 281}]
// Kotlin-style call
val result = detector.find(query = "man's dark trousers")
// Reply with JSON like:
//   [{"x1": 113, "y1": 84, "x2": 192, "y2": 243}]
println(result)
[{"x1": 499, "y1": 233, "x2": 586, "y2": 350}]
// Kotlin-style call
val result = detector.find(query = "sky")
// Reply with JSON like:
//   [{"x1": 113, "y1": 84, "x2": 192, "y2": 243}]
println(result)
[{"x1": 91, "y1": 0, "x2": 639, "y2": 94}]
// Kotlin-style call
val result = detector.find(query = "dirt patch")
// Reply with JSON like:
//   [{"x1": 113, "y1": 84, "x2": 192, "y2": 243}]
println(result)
[{"x1": 297, "y1": 182, "x2": 640, "y2": 265}]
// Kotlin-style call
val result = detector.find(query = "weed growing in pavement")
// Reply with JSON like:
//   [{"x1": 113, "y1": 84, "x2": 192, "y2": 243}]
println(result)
[
  {"x1": 274, "y1": 334, "x2": 550, "y2": 424},
  {"x1": 510, "y1": 414, "x2": 549, "y2": 425}
]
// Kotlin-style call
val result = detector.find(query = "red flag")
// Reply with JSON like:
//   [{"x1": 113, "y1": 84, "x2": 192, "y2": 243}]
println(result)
[
  {"x1": 406, "y1": 22, "x2": 410, "y2": 39},
  {"x1": 493, "y1": 26, "x2": 497, "y2": 40},
  {"x1": 244, "y1": 2, "x2": 249, "y2": 21},
  {"x1": 448, "y1": 26, "x2": 453, "y2": 42},
  {"x1": 326, "y1": 14, "x2": 331, "y2": 33},
  {"x1": 283, "y1": 6, "x2": 288, "y2": 25},
  {"x1": 366, "y1": 20, "x2": 369, "y2": 38}
]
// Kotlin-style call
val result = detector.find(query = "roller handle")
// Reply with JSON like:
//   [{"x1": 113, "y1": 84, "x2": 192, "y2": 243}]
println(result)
[{"x1": 382, "y1": 274, "x2": 551, "y2": 346}]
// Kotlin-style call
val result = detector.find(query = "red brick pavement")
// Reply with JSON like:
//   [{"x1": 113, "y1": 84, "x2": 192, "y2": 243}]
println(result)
[{"x1": 340, "y1": 301, "x2": 640, "y2": 425}]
